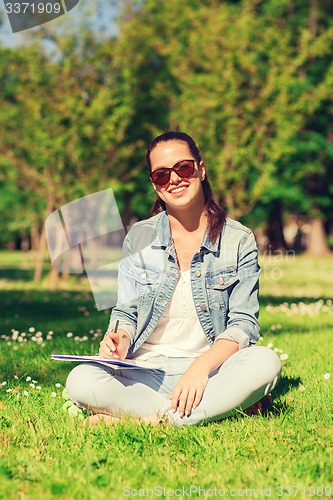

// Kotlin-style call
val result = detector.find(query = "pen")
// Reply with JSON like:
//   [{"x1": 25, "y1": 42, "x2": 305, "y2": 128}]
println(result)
[
  {"x1": 111, "y1": 320, "x2": 120, "y2": 357},
  {"x1": 114, "y1": 319, "x2": 119, "y2": 334}
]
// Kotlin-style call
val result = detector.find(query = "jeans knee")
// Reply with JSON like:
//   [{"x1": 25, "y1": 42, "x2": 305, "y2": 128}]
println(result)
[
  {"x1": 258, "y1": 346, "x2": 282, "y2": 387},
  {"x1": 66, "y1": 364, "x2": 90, "y2": 404},
  {"x1": 245, "y1": 346, "x2": 282, "y2": 391}
]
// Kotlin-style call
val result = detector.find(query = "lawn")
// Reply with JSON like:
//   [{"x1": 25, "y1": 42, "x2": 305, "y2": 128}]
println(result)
[{"x1": 0, "y1": 251, "x2": 332, "y2": 499}]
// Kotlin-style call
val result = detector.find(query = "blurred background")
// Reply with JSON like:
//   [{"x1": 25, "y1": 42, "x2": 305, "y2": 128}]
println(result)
[{"x1": 0, "y1": 0, "x2": 332, "y2": 286}]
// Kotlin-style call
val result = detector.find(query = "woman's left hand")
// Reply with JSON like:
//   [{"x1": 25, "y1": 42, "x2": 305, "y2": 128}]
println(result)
[{"x1": 169, "y1": 362, "x2": 209, "y2": 417}]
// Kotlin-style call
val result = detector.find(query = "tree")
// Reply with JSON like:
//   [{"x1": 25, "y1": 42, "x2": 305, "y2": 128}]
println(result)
[
  {"x1": 0, "y1": 29, "x2": 134, "y2": 281},
  {"x1": 114, "y1": 0, "x2": 333, "y2": 253}
]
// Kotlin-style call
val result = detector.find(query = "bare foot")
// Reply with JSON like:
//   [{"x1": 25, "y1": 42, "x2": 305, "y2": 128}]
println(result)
[
  {"x1": 83, "y1": 414, "x2": 120, "y2": 427},
  {"x1": 83, "y1": 412, "x2": 169, "y2": 427},
  {"x1": 138, "y1": 413, "x2": 169, "y2": 425}
]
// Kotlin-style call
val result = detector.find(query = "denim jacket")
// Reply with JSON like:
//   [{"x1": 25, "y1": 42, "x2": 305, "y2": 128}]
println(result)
[{"x1": 108, "y1": 211, "x2": 260, "y2": 356}]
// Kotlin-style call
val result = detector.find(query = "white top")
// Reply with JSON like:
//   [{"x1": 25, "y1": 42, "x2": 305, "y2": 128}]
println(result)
[{"x1": 134, "y1": 269, "x2": 210, "y2": 359}]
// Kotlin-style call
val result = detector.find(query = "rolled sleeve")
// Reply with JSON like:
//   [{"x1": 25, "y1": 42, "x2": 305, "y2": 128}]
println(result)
[{"x1": 215, "y1": 326, "x2": 250, "y2": 349}]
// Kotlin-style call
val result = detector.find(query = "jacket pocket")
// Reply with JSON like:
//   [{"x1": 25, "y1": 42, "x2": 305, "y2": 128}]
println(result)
[
  {"x1": 130, "y1": 263, "x2": 163, "y2": 303},
  {"x1": 205, "y1": 268, "x2": 239, "y2": 310}
]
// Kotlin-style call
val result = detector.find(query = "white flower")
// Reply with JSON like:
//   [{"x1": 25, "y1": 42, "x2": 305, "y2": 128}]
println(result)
[
  {"x1": 66, "y1": 332, "x2": 73, "y2": 338},
  {"x1": 23, "y1": 390, "x2": 29, "y2": 396},
  {"x1": 30, "y1": 383, "x2": 35, "y2": 388},
  {"x1": 26, "y1": 376, "x2": 31, "y2": 382},
  {"x1": 6, "y1": 388, "x2": 12, "y2": 393},
  {"x1": 323, "y1": 373, "x2": 330, "y2": 380},
  {"x1": 55, "y1": 383, "x2": 61, "y2": 388},
  {"x1": 259, "y1": 336, "x2": 264, "y2": 341},
  {"x1": 267, "y1": 343, "x2": 274, "y2": 349},
  {"x1": 14, "y1": 375, "x2": 19, "y2": 380},
  {"x1": 28, "y1": 327, "x2": 35, "y2": 333},
  {"x1": 32, "y1": 380, "x2": 37, "y2": 384},
  {"x1": 36, "y1": 386, "x2": 42, "y2": 390},
  {"x1": 51, "y1": 392, "x2": 57, "y2": 398},
  {"x1": 280, "y1": 353, "x2": 289, "y2": 361}
]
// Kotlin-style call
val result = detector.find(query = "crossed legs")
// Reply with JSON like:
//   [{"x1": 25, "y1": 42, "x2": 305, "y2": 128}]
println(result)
[{"x1": 66, "y1": 346, "x2": 281, "y2": 427}]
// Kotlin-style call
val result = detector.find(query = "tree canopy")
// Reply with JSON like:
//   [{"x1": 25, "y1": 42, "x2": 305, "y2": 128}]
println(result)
[{"x1": 0, "y1": 0, "x2": 332, "y2": 259}]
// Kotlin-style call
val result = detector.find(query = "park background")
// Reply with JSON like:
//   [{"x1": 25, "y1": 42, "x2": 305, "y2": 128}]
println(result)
[{"x1": 0, "y1": 0, "x2": 332, "y2": 498}]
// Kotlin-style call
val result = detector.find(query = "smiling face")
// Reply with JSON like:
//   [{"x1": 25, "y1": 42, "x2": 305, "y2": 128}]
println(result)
[{"x1": 149, "y1": 141, "x2": 206, "y2": 215}]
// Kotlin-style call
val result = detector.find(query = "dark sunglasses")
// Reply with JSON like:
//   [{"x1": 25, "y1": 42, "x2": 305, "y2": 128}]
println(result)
[{"x1": 150, "y1": 159, "x2": 196, "y2": 187}]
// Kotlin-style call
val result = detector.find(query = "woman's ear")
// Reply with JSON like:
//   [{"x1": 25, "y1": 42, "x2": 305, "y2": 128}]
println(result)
[{"x1": 199, "y1": 161, "x2": 206, "y2": 181}]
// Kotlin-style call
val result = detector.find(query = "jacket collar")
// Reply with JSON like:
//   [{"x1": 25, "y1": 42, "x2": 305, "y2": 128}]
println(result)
[{"x1": 152, "y1": 210, "x2": 220, "y2": 253}]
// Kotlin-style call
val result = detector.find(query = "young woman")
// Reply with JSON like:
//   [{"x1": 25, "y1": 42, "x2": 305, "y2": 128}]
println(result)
[{"x1": 66, "y1": 131, "x2": 281, "y2": 426}]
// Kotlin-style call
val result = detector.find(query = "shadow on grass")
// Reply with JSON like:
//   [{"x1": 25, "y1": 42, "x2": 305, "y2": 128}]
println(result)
[
  {"x1": 260, "y1": 295, "x2": 332, "y2": 306},
  {"x1": 0, "y1": 268, "x2": 36, "y2": 281},
  {"x1": 214, "y1": 375, "x2": 302, "y2": 426},
  {"x1": 267, "y1": 374, "x2": 302, "y2": 416},
  {"x1": 0, "y1": 289, "x2": 104, "y2": 338},
  {"x1": 0, "y1": 268, "x2": 53, "y2": 282}
]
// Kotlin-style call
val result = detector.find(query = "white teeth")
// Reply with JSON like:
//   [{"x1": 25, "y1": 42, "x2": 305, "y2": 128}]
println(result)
[{"x1": 170, "y1": 186, "x2": 186, "y2": 193}]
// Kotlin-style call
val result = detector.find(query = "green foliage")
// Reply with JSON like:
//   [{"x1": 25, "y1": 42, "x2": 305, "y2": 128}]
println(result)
[
  {"x1": 0, "y1": 0, "x2": 332, "y2": 246},
  {"x1": 114, "y1": 0, "x2": 333, "y2": 220}
]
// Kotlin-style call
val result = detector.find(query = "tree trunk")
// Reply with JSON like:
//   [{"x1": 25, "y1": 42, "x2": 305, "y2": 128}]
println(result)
[
  {"x1": 121, "y1": 192, "x2": 133, "y2": 231},
  {"x1": 265, "y1": 200, "x2": 287, "y2": 251},
  {"x1": 31, "y1": 221, "x2": 40, "y2": 251},
  {"x1": 49, "y1": 267, "x2": 59, "y2": 290},
  {"x1": 309, "y1": 0, "x2": 319, "y2": 37},
  {"x1": 306, "y1": 217, "x2": 331, "y2": 256},
  {"x1": 33, "y1": 223, "x2": 47, "y2": 282}
]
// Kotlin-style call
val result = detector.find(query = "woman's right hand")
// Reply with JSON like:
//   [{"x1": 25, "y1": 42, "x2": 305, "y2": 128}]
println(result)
[{"x1": 99, "y1": 328, "x2": 131, "y2": 360}]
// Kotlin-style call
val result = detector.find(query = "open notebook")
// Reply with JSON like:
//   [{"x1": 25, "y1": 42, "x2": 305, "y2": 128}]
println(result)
[{"x1": 51, "y1": 354, "x2": 163, "y2": 371}]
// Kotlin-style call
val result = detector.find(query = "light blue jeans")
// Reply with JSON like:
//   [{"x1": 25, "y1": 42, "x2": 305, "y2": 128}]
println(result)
[{"x1": 66, "y1": 346, "x2": 281, "y2": 426}]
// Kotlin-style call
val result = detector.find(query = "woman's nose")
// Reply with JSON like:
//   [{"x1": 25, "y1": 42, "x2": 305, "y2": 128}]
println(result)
[{"x1": 169, "y1": 169, "x2": 182, "y2": 183}]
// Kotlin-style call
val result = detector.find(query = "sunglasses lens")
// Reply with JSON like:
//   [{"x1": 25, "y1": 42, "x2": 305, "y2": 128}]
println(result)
[
  {"x1": 174, "y1": 161, "x2": 195, "y2": 178},
  {"x1": 151, "y1": 170, "x2": 170, "y2": 186},
  {"x1": 151, "y1": 160, "x2": 195, "y2": 186}
]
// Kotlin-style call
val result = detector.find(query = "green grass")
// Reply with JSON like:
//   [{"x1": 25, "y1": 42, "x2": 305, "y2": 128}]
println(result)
[{"x1": 0, "y1": 251, "x2": 332, "y2": 499}]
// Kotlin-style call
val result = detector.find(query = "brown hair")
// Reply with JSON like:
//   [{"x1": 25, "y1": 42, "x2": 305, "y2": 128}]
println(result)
[{"x1": 146, "y1": 131, "x2": 226, "y2": 244}]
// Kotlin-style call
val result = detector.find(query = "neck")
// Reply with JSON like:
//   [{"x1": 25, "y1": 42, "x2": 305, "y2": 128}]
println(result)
[{"x1": 167, "y1": 201, "x2": 207, "y2": 234}]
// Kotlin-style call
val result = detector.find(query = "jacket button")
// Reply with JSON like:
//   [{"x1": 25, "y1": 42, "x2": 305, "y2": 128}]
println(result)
[
  {"x1": 200, "y1": 305, "x2": 207, "y2": 311},
  {"x1": 195, "y1": 271, "x2": 201, "y2": 277},
  {"x1": 141, "y1": 272, "x2": 147, "y2": 279},
  {"x1": 218, "y1": 277, "x2": 224, "y2": 285}
]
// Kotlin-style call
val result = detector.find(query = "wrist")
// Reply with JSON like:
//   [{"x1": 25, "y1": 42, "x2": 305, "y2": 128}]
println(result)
[{"x1": 190, "y1": 357, "x2": 211, "y2": 375}]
